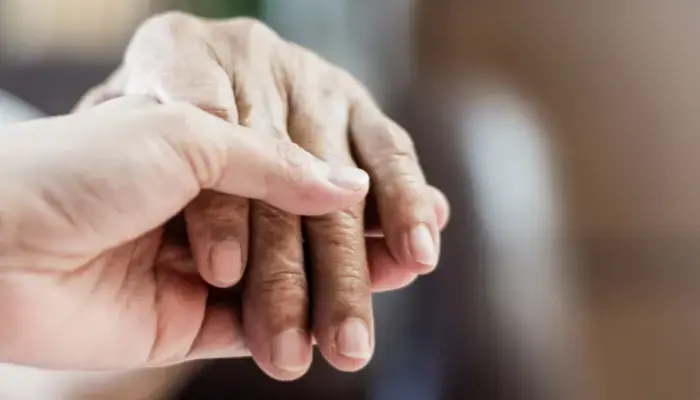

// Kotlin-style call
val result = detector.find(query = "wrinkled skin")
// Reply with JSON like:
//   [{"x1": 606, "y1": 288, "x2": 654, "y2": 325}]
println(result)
[
  {"x1": 0, "y1": 97, "x2": 373, "y2": 370},
  {"x1": 76, "y1": 13, "x2": 450, "y2": 380}
]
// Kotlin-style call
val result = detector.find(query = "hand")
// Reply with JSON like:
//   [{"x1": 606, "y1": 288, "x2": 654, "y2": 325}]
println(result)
[
  {"x1": 76, "y1": 13, "x2": 450, "y2": 380},
  {"x1": 0, "y1": 97, "x2": 370, "y2": 370}
]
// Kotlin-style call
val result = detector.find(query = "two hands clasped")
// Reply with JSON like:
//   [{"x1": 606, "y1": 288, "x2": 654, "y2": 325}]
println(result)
[{"x1": 0, "y1": 13, "x2": 449, "y2": 381}]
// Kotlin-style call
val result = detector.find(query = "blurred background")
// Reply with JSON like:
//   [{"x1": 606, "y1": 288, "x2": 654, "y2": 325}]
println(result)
[{"x1": 0, "y1": 0, "x2": 621, "y2": 399}]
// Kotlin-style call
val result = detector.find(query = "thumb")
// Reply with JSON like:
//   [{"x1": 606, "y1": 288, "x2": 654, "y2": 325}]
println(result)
[{"x1": 165, "y1": 105, "x2": 370, "y2": 216}]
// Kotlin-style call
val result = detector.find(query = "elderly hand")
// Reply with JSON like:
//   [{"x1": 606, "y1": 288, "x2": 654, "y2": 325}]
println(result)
[
  {"x1": 0, "y1": 97, "x2": 369, "y2": 369},
  {"x1": 76, "y1": 13, "x2": 449, "y2": 380}
]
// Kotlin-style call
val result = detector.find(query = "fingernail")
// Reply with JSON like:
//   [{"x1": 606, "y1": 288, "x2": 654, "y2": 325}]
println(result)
[
  {"x1": 337, "y1": 318, "x2": 371, "y2": 360},
  {"x1": 409, "y1": 224, "x2": 437, "y2": 266},
  {"x1": 210, "y1": 242, "x2": 242, "y2": 286},
  {"x1": 328, "y1": 167, "x2": 369, "y2": 191},
  {"x1": 271, "y1": 329, "x2": 309, "y2": 371}
]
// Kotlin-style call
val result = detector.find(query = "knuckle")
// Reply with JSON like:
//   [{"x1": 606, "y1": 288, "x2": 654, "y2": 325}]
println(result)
[
  {"x1": 199, "y1": 193, "x2": 248, "y2": 218},
  {"x1": 366, "y1": 125, "x2": 422, "y2": 184},
  {"x1": 332, "y1": 269, "x2": 371, "y2": 298},
  {"x1": 381, "y1": 171, "x2": 425, "y2": 201},
  {"x1": 377, "y1": 122, "x2": 418, "y2": 158},
  {"x1": 252, "y1": 204, "x2": 302, "y2": 246},
  {"x1": 154, "y1": 105, "x2": 228, "y2": 189},
  {"x1": 338, "y1": 205, "x2": 365, "y2": 221},
  {"x1": 162, "y1": 69, "x2": 224, "y2": 99},
  {"x1": 225, "y1": 17, "x2": 279, "y2": 42},
  {"x1": 232, "y1": 17, "x2": 267, "y2": 30},
  {"x1": 241, "y1": 18, "x2": 275, "y2": 35},
  {"x1": 189, "y1": 193, "x2": 248, "y2": 241},
  {"x1": 333, "y1": 67, "x2": 365, "y2": 94},
  {"x1": 307, "y1": 206, "x2": 363, "y2": 232},
  {"x1": 387, "y1": 141, "x2": 420, "y2": 162},
  {"x1": 257, "y1": 269, "x2": 308, "y2": 304},
  {"x1": 140, "y1": 11, "x2": 193, "y2": 35},
  {"x1": 305, "y1": 208, "x2": 365, "y2": 256},
  {"x1": 385, "y1": 149, "x2": 421, "y2": 175},
  {"x1": 283, "y1": 42, "x2": 337, "y2": 85},
  {"x1": 254, "y1": 203, "x2": 297, "y2": 227},
  {"x1": 372, "y1": 152, "x2": 422, "y2": 190},
  {"x1": 378, "y1": 184, "x2": 434, "y2": 227}
]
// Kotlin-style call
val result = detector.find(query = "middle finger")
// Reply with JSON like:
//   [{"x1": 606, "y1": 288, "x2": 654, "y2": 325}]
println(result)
[
  {"x1": 238, "y1": 74, "x2": 313, "y2": 381},
  {"x1": 289, "y1": 84, "x2": 374, "y2": 372}
]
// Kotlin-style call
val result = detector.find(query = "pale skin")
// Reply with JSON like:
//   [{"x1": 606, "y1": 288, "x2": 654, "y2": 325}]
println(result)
[{"x1": 1, "y1": 12, "x2": 450, "y2": 384}]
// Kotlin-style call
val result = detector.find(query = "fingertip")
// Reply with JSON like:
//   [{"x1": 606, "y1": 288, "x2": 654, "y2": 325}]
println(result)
[
  {"x1": 427, "y1": 186, "x2": 450, "y2": 230},
  {"x1": 400, "y1": 222, "x2": 440, "y2": 275},
  {"x1": 367, "y1": 238, "x2": 420, "y2": 292},
  {"x1": 261, "y1": 330, "x2": 313, "y2": 381},
  {"x1": 227, "y1": 139, "x2": 369, "y2": 216},
  {"x1": 374, "y1": 273, "x2": 418, "y2": 293},
  {"x1": 268, "y1": 164, "x2": 369, "y2": 216},
  {"x1": 336, "y1": 318, "x2": 373, "y2": 361},
  {"x1": 377, "y1": 189, "x2": 441, "y2": 273},
  {"x1": 208, "y1": 241, "x2": 244, "y2": 287},
  {"x1": 407, "y1": 224, "x2": 438, "y2": 266},
  {"x1": 326, "y1": 166, "x2": 370, "y2": 192},
  {"x1": 316, "y1": 318, "x2": 374, "y2": 373},
  {"x1": 183, "y1": 194, "x2": 249, "y2": 289},
  {"x1": 184, "y1": 306, "x2": 249, "y2": 362},
  {"x1": 300, "y1": 162, "x2": 370, "y2": 213}
]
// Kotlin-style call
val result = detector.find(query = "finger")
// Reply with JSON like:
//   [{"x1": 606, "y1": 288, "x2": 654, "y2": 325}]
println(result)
[
  {"x1": 288, "y1": 89, "x2": 373, "y2": 372},
  {"x1": 125, "y1": 14, "x2": 248, "y2": 289},
  {"x1": 182, "y1": 83, "x2": 247, "y2": 291},
  {"x1": 244, "y1": 201, "x2": 311, "y2": 380},
  {"x1": 365, "y1": 188, "x2": 452, "y2": 291},
  {"x1": 350, "y1": 95, "x2": 440, "y2": 273},
  {"x1": 72, "y1": 68, "x2": 128, "y2": 112},
  {"x1": 185, "y1": 191, "x2": 249, "y2": 288},
  {"x1": 365, "y1": 185, "x2": 450, "y2": 237},
  {"x1": 149, "y1": 304, "x2": 250, "y2": 367},
  {"x1": 367, "y1": 238, "x2": 419, "y2": 292},
  {"x1": 142, "y1": 240, "x2": 247, "y2": 367},
  {"x1": 183, "y1": 305, "x2": 250, "y2": 362},
  {"x1": 146, "y1": 229, "x2": 248, "y2": 368},
  {"x1": 162, "y1": 105, "x2": 370, "y2": 215},
  {"x1": 229, "y1": 73, "x2": 312, "y2": 380},
  {"x1": 124, "y1": 12, "x2": 238, "y2": 121}
]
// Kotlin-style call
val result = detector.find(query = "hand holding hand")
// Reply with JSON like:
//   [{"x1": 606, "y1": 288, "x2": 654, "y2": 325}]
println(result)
[
  {"x1": 76, "y1": 13, "x2": 450, "y2": 380},
  {"x1": 0, "y1": 97, "x2": 369, "y2": 370}
]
